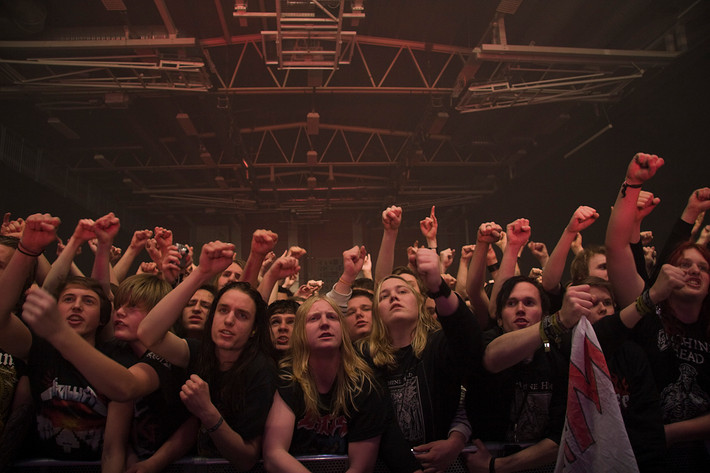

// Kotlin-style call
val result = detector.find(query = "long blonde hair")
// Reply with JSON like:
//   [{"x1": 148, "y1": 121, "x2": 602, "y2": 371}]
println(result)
[
  {"x1": 363, "y1": 275, "x2": 440, "y2": 369},
  {"x1": 280, "y1": 296, "x2": 376, "y2": 418}
]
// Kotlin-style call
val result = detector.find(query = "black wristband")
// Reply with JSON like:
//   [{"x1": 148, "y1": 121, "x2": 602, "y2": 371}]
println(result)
[
  {"x1": 428, "y1": 246, "x2": 439, "y2": 254},
  {"x1": 17, "y1": 241, "x2": 42, "y2": 257},
  {"x1": 277, "y1": 286, "x2": 292, "y2": 295},
  {"x1": 487, "y1": 262, "x2": 500, "y2": 273},
  {"x1": 489, "y1": 456, "x2": 496, "y2": 473},
  {"x1": 427, "y1": 277, "x2": 452, "y2": 299},
  {"x1": 621, "y1": 181, "x2": 642, "y2": 197}
]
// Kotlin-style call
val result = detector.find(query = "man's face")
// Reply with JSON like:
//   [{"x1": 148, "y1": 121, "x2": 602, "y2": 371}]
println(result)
[
  {"x1": 588, "y1": 253, "x2": 608, "y2": 280},
  {"x1": 499, "y1": 282, "x2": 543, "y2": 333},
  {"x1": 269, "y1": 312, "x2": 295, "y2": 351},
  {"x1": 344, "y1": 295, "x2": 373, "y2": 341},
  {"x1": 217, "y1": 262, "x2": 243, "y2": 289},
  {"x1": 586, "y1": 286, "x2": 615, "y2": 324},
  {"x1": 181, "y1": 288, "x2": 214, "y2": 334},
  {"x1": 57, "y1": 284, "x2": 102, "y2": 345}
]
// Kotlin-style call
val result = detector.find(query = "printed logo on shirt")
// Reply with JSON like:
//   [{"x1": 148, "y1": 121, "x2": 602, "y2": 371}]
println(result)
[
  {"x1": 144, "y1": 351, "x2": 172, "y2": 369},
  {"x1": 297, "y1": 413, "x2": 348, "y2": 437},
  {"x1": 660, "y1": 363, "x2": 710, "y2": 423},
  {"x1": 657, "y1": 330, "x2": 709, "y2": 365},
  {"x1": 40, "y1": 378, "x2": 107, "y2": 415},
  {"x1": 388, "y1": 372, "x2": 425, "y2": 445}
]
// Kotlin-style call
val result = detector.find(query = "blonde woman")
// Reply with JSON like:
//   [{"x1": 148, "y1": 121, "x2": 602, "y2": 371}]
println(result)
[
  {"x1": 263, "y1": 296, "x2": 388, "y2": 473},
  {"x1": 362, "y1": 248, "x2": 481, "y2": 472}
]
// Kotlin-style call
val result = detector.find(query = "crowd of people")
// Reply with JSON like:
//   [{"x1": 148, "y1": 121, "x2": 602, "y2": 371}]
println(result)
[{"x1": 0, "y1": 152, "x2": 708, "y2": 472}]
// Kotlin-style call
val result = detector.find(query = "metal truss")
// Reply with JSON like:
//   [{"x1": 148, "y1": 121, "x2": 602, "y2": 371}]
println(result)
[
  {"x1": 234, "y1": 0, "x2": 365, "y2": 70},
  {"x1": 0, "y1": 52, "x2": 211, "y2": 93},
  {"x1": 454, "y1": 44, "x2": 679, "y2": 112},
  {"x1": 201, "y1": 34, "x2": 470, "y2": 93}
]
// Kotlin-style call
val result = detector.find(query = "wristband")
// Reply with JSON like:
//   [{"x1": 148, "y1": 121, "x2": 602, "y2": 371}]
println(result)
[
  {"x1": 338, "y1": 277, "x2": 353, "y2": 287},
  {"x1": 489, "y1": 457, "x2": 496, "y2": 473},
  {"x1": 620, "y1": 181, "x2": 642, "y2": 197},
  {"x1": 487, "y1": 262, "x2": 500, "y2": 273},
  {"x1": 635, "y1": 289, "x2": 655, "y2": 316},
  {"x1": 201, "y1": 416, "x2": 223, "y2": 434},
  {"x1": 428, "y1": 277, "x2": 452, "y2": 299},
  {"x1": 17, "y1": 241, "x2": 42, "y2": 257},
  {"x1": 428, "y1": 246, "x2": 439, "y2": 254},
  {"x1": 277, "y1": 286, "x2": 292, "y2": 295}
]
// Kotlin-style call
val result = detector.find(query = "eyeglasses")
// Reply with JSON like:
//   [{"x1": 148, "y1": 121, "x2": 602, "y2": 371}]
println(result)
[{"x1": 677, "y1": 259, "x2": 710, "y2": 273}]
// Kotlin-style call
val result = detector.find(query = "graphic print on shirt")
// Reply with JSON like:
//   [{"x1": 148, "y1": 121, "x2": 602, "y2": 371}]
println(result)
[
  {"x1": 295, "y1": 412, "x2": 348, "y2": 454},
  {"x1": 660, "y1": 363, "x2": 710, "y2": 423},
  {"x1": 38, "y1": 375, "x2": 108, "y2": 454},
  {"x1": 389, "y1": 371, "x2": 425, "y2": 445},
  {"x1": 507, "y1": 381, "x2": 552, "y2": 443},
  {"x1": 0, "y1": 351, "x2": 19, "y2": 430}
]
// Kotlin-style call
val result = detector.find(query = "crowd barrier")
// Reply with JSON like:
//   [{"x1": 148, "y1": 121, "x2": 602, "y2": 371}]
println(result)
[{"x1": 8, "y1": 444, "x2": 557, "y2": 473}]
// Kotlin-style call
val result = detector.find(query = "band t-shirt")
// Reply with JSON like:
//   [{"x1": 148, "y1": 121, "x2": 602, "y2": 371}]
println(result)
[
  {"x1": 28, "y1": 339, "x2": 109, "y2": 460},
  {"x1": 186, "y1": 339, "x2": 277, "y2": 457},
  {"x1": 0, "y1": 349, "x2": 25, "y2": 432},
  {"x1": 278, "y1": 371, "x2": 387, "y2": 455}
]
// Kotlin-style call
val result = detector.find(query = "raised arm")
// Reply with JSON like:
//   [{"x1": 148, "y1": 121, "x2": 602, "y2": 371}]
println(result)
[
  {"x1": 239, "y1": 229, "x2": 278, "y2": 288},
  {"x1": 542, "y1": 206, "x2": 599, "y2": 293},
  {"x1": 455, "y1": 244, "x2": 475, "y2": 298},
  {"x1": 467, "y1": 222, "x2": 503, "y2": 327},
  {"x1": 327, "y1": 245, "x2": 367, "y2": 311},
  {"x1": 527, "y1": 241, "x2": 549, "y2": 269},
  {"x1": 375, "y1": 205, "x2": 402, "y2": 283},
  {"x1": 605, "y1": 153, "x2": 664, "y2": 306},
  {"x1": 483, "y1": 284, "x2": 592, "y2": 374},
  {"x1": 0, "y1": 213, "x2": 60, "y2": 360},
  {"x1": 91, "y1": 212, "x2": 121, "y2": 299},
  {"x1": 22, "y1": 286, "x2": 162, "y2": 401},
  {"x1": 113, "y1": 229, "x2": 152, "y2": 282},
  {"x1": 138, "y1": 241, "x2": 235, "y2": 367},
  {"x1": 258, "y1": 255, "x2": 300, "y2": 303},
  {"x1": 489, "y1": 218, "x2": 531, "y2": 316},
  {"x1": 419, "y1": 205, "x2": 438, "y2": 251},
  {"x1": 42, "y1": 217, "x2": 94, "y2": 294}
]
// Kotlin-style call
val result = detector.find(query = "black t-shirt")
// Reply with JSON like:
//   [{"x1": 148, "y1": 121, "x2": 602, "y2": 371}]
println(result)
[
  {"x1": 27, "y1": 339, "x2": 109, "y2": 460},
  {"x1": 364, "y1": 294, "x2": 481, "y2": 446},
  {"x1": 278, "y1": 371, "x2": 388, "y2": 455},
  {"x1": 466, "y1": 326, "x2": 567, "y2": 445},
  {"x1": 103, "y1": 341, "x2": 191, "y2": 459},
  {"x1": 605, "y1": 340, "x2": 667, "y2": 473},
  {"x1": 0, "y1": 349, "x2": 26, "y2": 432},
  {"x1": 186, "y1": 339, "x2": 277, "y2": 457},
  {"x1": 630, "y1": 313, "x2": 710, "y2": 424}
]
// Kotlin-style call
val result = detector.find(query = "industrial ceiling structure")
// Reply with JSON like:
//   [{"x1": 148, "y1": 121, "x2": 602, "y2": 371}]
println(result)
[{"x1": 0, "y1": 0, "x2": 707, "y2": 226}]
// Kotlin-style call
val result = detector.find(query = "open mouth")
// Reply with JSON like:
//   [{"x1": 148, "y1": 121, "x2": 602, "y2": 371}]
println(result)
[
  {"x1": 355, "y1": 320, "x2": 369, "y2": 328},
  {"x1": 276, "y1": 336, "x2": 289, "y2": 344},
  {"x1": 685, "y1": 278, "x2": 702, "y2": 289},
  {"x1": 318, "y1": 332, "x2": 334, "y2": 339},
  {"x1": 66, "y1": 314, "x2": 84, "y2": 325},
  {"x1": 513, "y1": 317, "x2": 529, "y2": 328}
]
